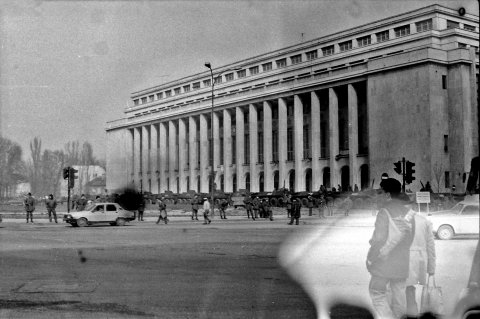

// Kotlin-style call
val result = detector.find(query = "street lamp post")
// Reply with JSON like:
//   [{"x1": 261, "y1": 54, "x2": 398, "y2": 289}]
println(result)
[{"x1": 204, "y1": 62, "x2": 241, "y2": 211}]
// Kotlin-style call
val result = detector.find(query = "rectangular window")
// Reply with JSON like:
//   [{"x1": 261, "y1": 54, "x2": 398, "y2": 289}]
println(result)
[
  {"x1": 203, "y1": 79, "x2": 211, "y2": 87},
  {"x1": 357, "y1": 35, "x2": 371, "y2": 47},
  {"x1": 444, "y1": 135, "x2": 448, "y2": 152},
  {"x1": 192, "y1": 82, "x2": 200, "y2": 90},
  {"x1": 249, "y1": 66, "x2": 259, "y2": 75},
  {"x1": 258, "y1": 132, "x2": 263, "y2": 163},
  {"x1": 141, "y1": 97, "x2": 147, "y2": 104},
  {"x1": 174, "y1": 88, "x2": 181, "y2": 95},
  {"x1": 244, "y1": 134, "x2": 250, "y2": 164},
  {"x1": 232, "y1": 135, "x2": 236, "y2": 164},
  {"x1": 276, "y1": 58, "x2": 287, "y2": 68},
  {"x1": 458, "y1": 42, "x2": 467, "y2": 48},
  {"x1": 214, "y1": 76, "x2": 222, "y2": 84},
  {"x1": 376, "y1": 30, "x2": 389, "y2": 42},
  {"x1": 220, "y1": 137, "x2": 224, "y2": 164},
  {"x1": 287, "y1": 128, "x2": 294, "y2": 161},
  {"x1": 394, "y1": 25, "x2": 410, "y2": 37},
  {"x1": 303, "y1": 125, "x2": 310, "y2": 159},
  {"x1": 183, "y1": 85, "x2": 191, "y2": 92},
  {"x1": 415, "y1": 19, "x2": 432, "y2": 32},
  {"x1": 464, "y1": 24, "x2": 476, "y2": 32},
  {"x1": 442, "y1": 75, "x2": 447, "y2": 89},
  {"x1": 291, "y1": 54, "x2": 302, "y2": 64},
  {"x1": 156, "y1": 92, "x2": 163, "y2": 99},
  {"x1": 322, "y1": 45, "x2": 334, "y2": 56},
  {"x1": 445, "y1": 171, "x2": 450, "y2": 189},
  {"x1": 165, "y1": 90, "x2": 171, "y2": 97},
  {"x1": 272, "y1": 133, "x2": 278, "y2": 162},
  {"x1": 306, "y1": 50, "x2": 318, "y2": 61},
  {"x1": 262, "y1": 62, "x2": 272, "y2": 72},
  {"x1": 149, "y1": 95, "x2": 154, "y2": 102},
  {"x1": 237, "y1": 69, "x2": 246, "y2": 78},
  {"x1": 339, "y1": 40, "x2": 352, "y2": 52},
  {"x1": 446, "y1": 20, "x2": 460, "y2": 29},
  {"x1": 134, "y1": 99, "x2": 139, "y2": 106},
  {"x1": 225, "y1": 73, "x2": 234, "y2": 81}
]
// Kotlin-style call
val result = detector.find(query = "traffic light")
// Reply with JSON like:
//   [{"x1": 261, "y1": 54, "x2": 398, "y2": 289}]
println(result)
[
  {"x1": 393, "y1": 161, "x2": 402, "y2": 175},
  {"x1": 63, "y1": 167, "x2": 70, "y2": 180},
  {"x1": 405, "y1": 161, "x2": 416, "y2": 184},
  {"x1": 68, "y1": 167, "x2": 78, "y2": 189}
]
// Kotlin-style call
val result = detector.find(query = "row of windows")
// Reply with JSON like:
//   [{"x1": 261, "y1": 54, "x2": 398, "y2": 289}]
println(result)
[{"x1": 133, "y1": 18, "x2": 477, "y2": 107}]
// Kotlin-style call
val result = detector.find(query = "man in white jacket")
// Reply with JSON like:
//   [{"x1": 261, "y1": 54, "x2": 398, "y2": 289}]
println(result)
[{"x1": 202, "y1": 197, "x2": 211, "y2": 225}]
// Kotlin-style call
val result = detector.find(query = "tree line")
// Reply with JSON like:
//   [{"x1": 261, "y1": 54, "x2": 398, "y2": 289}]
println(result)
[{"x1": 0, "y1": 136, "x2": 104, "y2": 200}]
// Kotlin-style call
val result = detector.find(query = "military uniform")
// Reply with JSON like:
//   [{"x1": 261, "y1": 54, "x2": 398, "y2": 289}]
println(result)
[
  {"x1": 263, "y1": 199, "x2": 273, "y2": 221},
  {"x1": 244, "y1": 196, "x2": 254, "y2": 219},
  {"x1": 191, "y1": 196, "x2": 199, "y2": 220},
  {"x1": 45, "y1": 195, "x2": 58, "y2": 223},
  {"x1": 24, "y1": 193, "x2": 35, "y2": 223},
  {"x1": 307, "y1": 196, "x2": 314, "y2": 216},
  {"x1": 156, "y1": 199, "x2": 168, "y2": 224},
  {"x1": 288, "y1": 198, "x2": 302, "y2": 225},
  {"x1": 219, "y1": 199, "x2": 228, "y2": 219},
  {"x1": 285, "y1": 196, "x2": 292, "y2": 218},
  {"x1": 76, "y1": 195, "x2": 88, "y2": 211},
  {"x1": 138, "y1": 197, "x2": 145, "y2": 221},
  {"x1": 252, "y1": 197, "x2": 260, "y2": 219}
]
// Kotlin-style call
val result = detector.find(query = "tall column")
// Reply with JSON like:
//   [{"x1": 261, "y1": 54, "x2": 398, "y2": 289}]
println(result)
[
  {"x1": 294, "y1": 95, "x2": 304, "y2": 191},
  {"x1": 249, "y1": 104, "x2": 259, "y2": 192},
  {"x1": 199, "y1": 114, "x2": 209, "y2": 192},
  {"x1": 348, "y1": 84, "x2": 359, "y2": 190},
  {"x1": 133, "y1": 127, "x2": 141, "y2": 190},
  {"x1": 150, "y1": 124, "x2": 159, "y2": 194},
  {"x1": 223, "y1": 109, "x2": 233, "y2": 192},
  {"x1": 178, "y1": 119, "x2": 187, "y2": 193},
  {"x1": 168, "y1": 121, "x2": 177, "y2": 192},
  {"x1": 213, "y1": 111, "x2": 220, "y2": 190},
  {"x1": 278, "y1": 98, "x2": 288, "y2": 189},
  {"x1": 141, "y1": 126, "x2": 149, "y2": 193},
  {"x1": 235, "y1": 107, "x2": 245, "y2": 190},
  {"x1": 311, "y1": 92, "x2": 321, "y2": 191},
  {"x1": 159, "y1": 122, "x2": 168, "y2": 192},
  {"x1": 127, "y1": 129, "x2": 134, "y2": 188},
  {"x1": 188, "y1": 116, "x2": 198, "y2": 192},
  {"x1": 329, "y1": 88, "x2": 340, "y2": 189},
  {"x1": 263, "y1": 101, "x2": 273, "y2": 191}
]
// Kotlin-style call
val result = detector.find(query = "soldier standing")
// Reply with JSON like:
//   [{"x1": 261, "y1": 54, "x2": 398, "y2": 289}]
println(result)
[
  {"x1": 307, "y1": 195, "x2": 314, "y2": 216},
  {"x1": 288, "y1": 198, "x2": 302, "y2": 225},
  {"x1": 156, "y1": 197, "x2": 168, "y2": 224},
  {"x1": 45, "y1": 194, "x2": 58, "y2": 223},
  {"x1": 191, "y1": 195, "x2": 199, "y2": 220},
  {"x1": 244, "y1": 195, "x2": 254, "y2": 220},
  {"x1": 264, "y1": 199, "x2": 273, "y2": 221},
  {"x1": 252, "y1": 197, "x2": 260, "y2": 220},
  {"x1": 285, "y1": 194, "x2": 292, "y2": 219},
  {"x1": 24, "y1": 192, "x2": 35, "y2": 223}
]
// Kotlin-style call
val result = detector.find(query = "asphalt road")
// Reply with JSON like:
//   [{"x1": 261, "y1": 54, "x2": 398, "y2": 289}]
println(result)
[{"x1": 0, "y1": 213, "x2": 477, "y2": 319}]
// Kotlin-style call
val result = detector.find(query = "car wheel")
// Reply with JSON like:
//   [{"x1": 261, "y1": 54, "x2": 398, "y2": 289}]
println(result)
[
  {"x1": 77, "y1": 218, "x2": 88, "y2": 227},
  {"x1": 437, "y1": 225, "x2": 454, "y2": 240},
  {"x1": 116, "y1": 218, "x2": 126, "y2": 226}
]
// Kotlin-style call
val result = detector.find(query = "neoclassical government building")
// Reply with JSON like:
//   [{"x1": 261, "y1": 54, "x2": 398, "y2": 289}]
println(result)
[{"x1": 106, "y1": 4, "x2": 479, "y2": 195}]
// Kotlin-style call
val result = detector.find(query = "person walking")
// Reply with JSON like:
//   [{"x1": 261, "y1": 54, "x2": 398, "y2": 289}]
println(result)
[
  {"x1": 138, "y1": 195, "x2": 145, "y2": 221},
  {"x1": 288, "y1": 198, "x2": 302, "y2": 225},
  {"x1": 405, "y1": 209, "x2": 436, "y2": 317},
  {"x1": 24, "y1": 192, "x2": 36, "y2": 223},
  {"x1": 307, "y1": 195, "x2": 314, "y2": 216},
  {"x1": 45, "y1": 194, "x2": 58, "y2": 223},
  {"x1": 264, "y1": 199, "x2": 273, "y2": 221},
  {"x1": 252, "y1": 196, "x2": 260, "y2": 220},
  {"x1": 219, "y1": 199, "x2": 228, "y2": 219},
  {"x1": 191, "y1": 195, "x2": 200, "y2": 220},
  {"x1": 285, "y1": 194, "x2": 292, "y2": 219},
  {"x1": 156, "y1": 197, "x2": 168, "y2": 224},
  {"x1": 366, "y1": 177, "x2": 414, "y2": 319},
  {"x1": 202, "y1": 197, "x2": 211, "y2": 224}
]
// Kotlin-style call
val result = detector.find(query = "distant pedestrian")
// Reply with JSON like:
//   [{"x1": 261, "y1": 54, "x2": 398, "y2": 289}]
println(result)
[
  {"x1": 343, "y1": 196, "x2": 353, "y2": 216},
  {"x1": 76, "y1": 194, "x2": 88, "y2": 211},
  {"x1": 288, "y1": 198, "x2": 302, "y2": 225},
  {"x1": 219, "y1": 199, "x2": 228, "y2": 219},
  {"x1": 191, "y1": 195, "x2": 200, "y2": 220},
  {"x1": 138, "y1": 195, "x2": 145, "y2": 221},
  {"x1": 285, "y1": 194, "x2": 292, "y2": 219},
  {"x1": 263, "y1": 199, "x2": 273, "y2": 221},
  {"x1": 24, "y1": 192, "x2": 35, "y2": 223},
  {"x1": 45, "y1": 194, "x2": 58, "y2": 223},
  {"x1": 156, "y1": 197, "x2": 168, "y2": 224},
  {"x1": 202, "y1": 197, "x2": 211, "y2": 224},
  {"x1": 307, "y1": 195, "x2": 314, "y2": 216},
  {"x1": 252, "y1": 197, "x2": 260, "y2": 219},
  {"x1": 405, "y1": 210, "x2": 436, "y2": 317},
  {"x1": 326, "y1": 196, "x2": 334, "y2": 216},
  {"x1": 318, "y1": 194, "x2": 326, "y2": 219}
]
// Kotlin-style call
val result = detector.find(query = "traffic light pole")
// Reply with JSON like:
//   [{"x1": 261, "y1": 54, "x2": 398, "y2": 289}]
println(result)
[{"x1": 402, "y1": 157, "x2": 406, "y2": 193}]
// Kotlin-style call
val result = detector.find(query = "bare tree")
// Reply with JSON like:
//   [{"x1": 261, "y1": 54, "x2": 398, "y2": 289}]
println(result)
[
  {"x1": 0, "y1": 137, "x2": 26, "y2": 198},
  {"x1": 28, "y1": 137, "x2": 42, "y2": 194},
  {"x1": 432, "y1": 162, "x2": 444, "y2": 193}
]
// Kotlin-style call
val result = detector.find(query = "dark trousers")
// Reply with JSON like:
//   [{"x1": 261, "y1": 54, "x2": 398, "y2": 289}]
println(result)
[
  {"x1": 192, "y1": 209, "x2": 198, "y2": 220},
  {"x1": 138, "y1": 210, "x2": 144, "y2": 221},
  {"x1": 47, "y1": 209, "x2": 57, "y2": 222},
  {"x1": 246, "y1": 208, "x2": 253, "y2": 219},
  {"x1": 156, "y1": 210, "x2": 168, "y2": 224},
  {"x1": 203, "y1": 209, "x2": 211, "y2": 223},
  {"x1": 289, "y1": 211, "x2": 300, "y2": 225},
  {"x1": 219, "y1": 208, "x2": 226, "y2": 219},
  {"x1": 26, "y1": 211, "x2": 33, "y2": 222}
]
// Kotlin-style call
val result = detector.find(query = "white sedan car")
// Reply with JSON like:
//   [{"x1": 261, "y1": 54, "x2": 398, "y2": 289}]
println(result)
[
  {"x1": 63, "y1": 202, "x2": 135, "y2": 227},
  {"x1": 427, "y1": 197, "x2": 479, "y2": 240}
]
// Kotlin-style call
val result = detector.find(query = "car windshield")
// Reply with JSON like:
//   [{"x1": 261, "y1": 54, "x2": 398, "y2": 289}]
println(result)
[{"x1": 85, "y1": 203, "x2": 96, "y2": 211}]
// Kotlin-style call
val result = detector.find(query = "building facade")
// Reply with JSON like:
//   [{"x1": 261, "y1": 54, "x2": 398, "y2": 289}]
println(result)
[{"x1": 106, "y1": 5, "x2": 479, "y2": 195}]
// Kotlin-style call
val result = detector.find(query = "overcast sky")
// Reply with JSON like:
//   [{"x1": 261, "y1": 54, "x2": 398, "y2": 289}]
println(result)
[{"x1": 0, "y1": 0, "x2": 477, "y2": 161}]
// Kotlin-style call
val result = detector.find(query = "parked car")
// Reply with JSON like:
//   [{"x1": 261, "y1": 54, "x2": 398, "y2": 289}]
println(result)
[
  {"x1": 63, "y1": 202, "x2": 135, "y2": 227},
  {"x1": 427, "y1": 195, "x2": 479, "y2": 240}
]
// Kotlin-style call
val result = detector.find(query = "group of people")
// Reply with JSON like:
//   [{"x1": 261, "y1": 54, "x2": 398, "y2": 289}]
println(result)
[
  {"x1": 243, "y1": 196, "x2": 274, "y2": 221},
  {"x1": 366, "y1": 176, "x2": 436, "y2": 319}
]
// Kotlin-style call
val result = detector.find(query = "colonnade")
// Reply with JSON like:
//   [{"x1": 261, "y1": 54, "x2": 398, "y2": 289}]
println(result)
[{"x1": 127, "y1": 83, "x2": 368, "y2": 194}]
